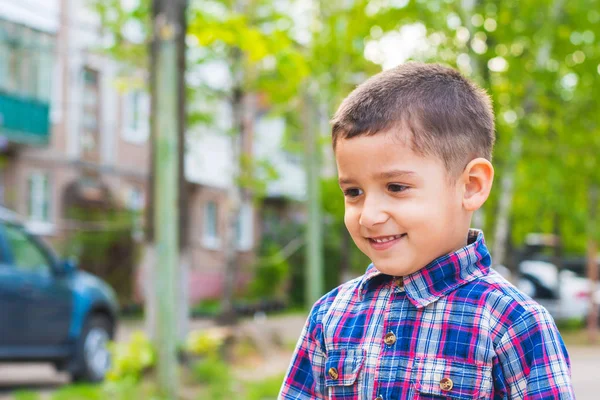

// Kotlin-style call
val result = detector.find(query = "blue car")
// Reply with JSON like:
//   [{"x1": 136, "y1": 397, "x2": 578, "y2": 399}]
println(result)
[{"x1": 0, "y1": 207, "x2": 119, "y2": 382}]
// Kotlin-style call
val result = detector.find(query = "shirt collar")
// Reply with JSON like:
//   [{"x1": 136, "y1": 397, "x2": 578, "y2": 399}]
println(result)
[{"x1": 357, "y1": 229, "x2": 491, "y2": 308}]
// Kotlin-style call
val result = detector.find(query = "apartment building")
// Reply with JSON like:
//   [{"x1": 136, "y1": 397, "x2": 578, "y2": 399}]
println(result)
[
  {"x1": 0, "y1": 0, "x2": 149, "y2": 235},
  {"x1": 0, "y1": 0, "x2": 306, "y2": 303}
]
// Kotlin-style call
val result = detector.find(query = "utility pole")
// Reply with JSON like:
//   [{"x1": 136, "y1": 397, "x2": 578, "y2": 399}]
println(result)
[
  {"x1": 303, "y1": 90, "x2": 324, "y2": 307},
  {"x1": 150, "y1": 0, "x2": 186, "y2": 396}
]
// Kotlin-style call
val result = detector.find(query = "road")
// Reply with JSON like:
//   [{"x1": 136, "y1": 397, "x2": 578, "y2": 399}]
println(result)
[{"x1": 0, "y1": 316, "x2": 597, "y2": 399}]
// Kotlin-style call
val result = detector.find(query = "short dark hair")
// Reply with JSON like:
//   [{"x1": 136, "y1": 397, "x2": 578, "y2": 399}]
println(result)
[{"x1": 331, "y1": 62, "x2": 495, "y2": 176}]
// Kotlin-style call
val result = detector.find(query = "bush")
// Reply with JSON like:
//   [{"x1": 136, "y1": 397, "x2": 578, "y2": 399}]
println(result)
[
  {"x1": 245, "y1": 374, "x2": 285, "y2": 400},
  {"x1": 192, "y1": 356, "x2": 235, "y2": 398},
  {"x1": 106, "y1": 331, "x2": 155, "y2": 382},
  {"x1": 248, "y1": 242, "x2": 290, "y2": 299},
  {"x1": 60, "y1": 207, "x2": 142, "y2": 306},
  {"x1": 191, "y1": 299, "x2": 222, "y2": 317},
  {"x1": 185, "y1": 328, "x2": 227, "y2": 357}
]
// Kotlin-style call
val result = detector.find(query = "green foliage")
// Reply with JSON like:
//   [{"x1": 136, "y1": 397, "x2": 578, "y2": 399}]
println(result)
[
  {"x1": 259, "y1": 205, "x2": 306, "y2": 306},
  {"x1": 248, "y1": 241, "x2": 291, "y2": 299},
  {"x1": 238, "y1": 154, "x2": 280, "y2": 198},
  {"x1": 192, "y1": 358, "x2": 284, "y2": 399},
  {"x1": 61, "y1": 207, "x2": 141, "y2": 305},
  {"x1": 13, "y1": 392, "x2": 40, "y2": 400},
  {"x1": 368, "y1": 0, "x2": 600, "y2": 256},
  {"x1": 245, "y1": 374, "x2": 285, "y2": 400},
  {"x1": 106, "y1": 331, "x2": 156, "y2": 382},
  {"x1": 320, "y1": 177, "x2": 371, "y2": 280},
  {"x1": 51, "y1": 384, "x2": 104, "y2": 400},
  {"x1": 92, "y1": 0, "x2": 600, "y2": 275},
  {"x1": 48, "y1": 381, "x2": 165, "y2": 400},
  {"x1": 192, "y1": 356, "x2": 235, "y2": 398},
  {"x1": 185, "y1": 329, "x2": 226, "y2": 357},
  {"x1": 556, "y1": 317, "x2": 586, "y2": 332},
  {"x1": 191, "y1": 298, "x2": 223, "y2": 316}
]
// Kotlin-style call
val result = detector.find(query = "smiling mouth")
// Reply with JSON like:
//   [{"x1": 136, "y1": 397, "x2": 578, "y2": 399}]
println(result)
[{"x1": 368, "y1": 233, "x2": 407, "y2": 243}]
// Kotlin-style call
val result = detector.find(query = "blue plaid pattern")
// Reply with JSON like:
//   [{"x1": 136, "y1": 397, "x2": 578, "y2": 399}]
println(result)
[{"x1": 280, "y1": 230, "x2": 575, "y2": 399}]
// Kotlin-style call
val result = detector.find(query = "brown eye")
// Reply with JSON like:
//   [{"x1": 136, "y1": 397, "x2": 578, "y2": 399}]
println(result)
[
  {"x1": 343, "y1": 188, "x2": 363, "y2": 198},
  {"x1": 388, "y1": 184, "x2": 408, "y2": 193}
]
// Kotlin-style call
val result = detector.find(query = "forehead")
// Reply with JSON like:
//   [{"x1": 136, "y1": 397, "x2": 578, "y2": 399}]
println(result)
[{"x1": 335, "y1": 130, "x2": 446, "y2": 178}]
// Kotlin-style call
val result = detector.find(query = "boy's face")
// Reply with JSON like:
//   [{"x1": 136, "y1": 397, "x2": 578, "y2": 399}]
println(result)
[{"x1": 335, "y1": 130, "x2": 472, "y2": 277}]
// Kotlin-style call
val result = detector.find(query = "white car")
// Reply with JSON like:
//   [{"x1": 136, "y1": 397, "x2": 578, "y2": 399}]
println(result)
[{"x1": 517, "y1": 260, "x2": 592, "y2": 323}]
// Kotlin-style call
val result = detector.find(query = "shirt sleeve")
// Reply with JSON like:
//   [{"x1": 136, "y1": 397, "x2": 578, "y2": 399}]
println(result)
[
  {"x1": 278, "y1": 303, "x2": 328, "y2": 399},
  {"x1": 495, "y1": 307, "x2": 575, "y2": 399}
]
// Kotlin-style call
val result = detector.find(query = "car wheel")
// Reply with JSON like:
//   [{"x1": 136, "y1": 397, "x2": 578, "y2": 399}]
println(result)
[{"x1": 71, "y1": 315, "x2": 113, "y2": 382}]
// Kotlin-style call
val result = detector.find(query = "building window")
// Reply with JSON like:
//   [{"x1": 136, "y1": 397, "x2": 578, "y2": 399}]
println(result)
[
  {"x1": 27, "y1": 172, "x2": 50, "y2": 223},
  {"x1": 236, "y1": 202, "x2": 254, "y2": 251},
  {"x1": 202, "y1": 201, "x2": 220, "y2": 249},
  {"x1": 125, "y1": 186, "x2": 145, "y2": 242},
  {"x1": 25, "y1": 172, "x2": 54, "y2": 235},
  {"x1": 123, "y1": 89, "x2": 150, "y2": 144},
  {"x1": 0, "y1": 19, "x2": 54, "y2": 102},
  {"x1": 81, "y1": 67, "x2": 100, "y2": 155},
  {"x1": 126, "y1": 186, "x2": 145, "y2": 211}
]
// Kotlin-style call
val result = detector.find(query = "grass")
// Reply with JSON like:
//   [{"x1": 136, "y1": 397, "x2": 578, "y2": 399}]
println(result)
[
  {"x1": 13, "y1": 392, "x2": 40, "y2": 400},
  {"x1": 51, "y1": 384, "x2": 104, "y2": 400},
  {"x1": 560, "y1": 327, "x2": 600, "y2": 347},
  {"x1": 245, "y1": 374, "x2": 285, "y2": 400}
]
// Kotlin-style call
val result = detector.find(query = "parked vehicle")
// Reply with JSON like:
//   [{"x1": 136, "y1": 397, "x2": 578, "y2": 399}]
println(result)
[
  {"x1": 0, "y1": 207, "x2": 119, "y2": 382},
  {"x1": 517, "y1": 260, "x2": 591, "y2": 323}
]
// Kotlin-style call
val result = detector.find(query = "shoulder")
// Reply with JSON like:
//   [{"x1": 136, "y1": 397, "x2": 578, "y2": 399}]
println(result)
[
  {"x1": 307, "y1": 275, "x2": 365, "y2": 327},
  {"x1": 454, "y1": 268, "x2": 557, "y2": 341}
]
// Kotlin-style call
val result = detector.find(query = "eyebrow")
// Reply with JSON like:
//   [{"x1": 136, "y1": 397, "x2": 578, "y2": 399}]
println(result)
[
  {"x1": 338, "y1": 170, "x2": 416, "y2": 186},
  {"x1": 377, "y1": 170, "x2": 416, "y2": 180},
  {"x1": 338, "y1": 177, "x2": 355, "y2": 185}
]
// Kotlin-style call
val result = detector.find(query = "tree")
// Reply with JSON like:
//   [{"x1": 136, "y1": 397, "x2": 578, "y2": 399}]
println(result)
[
  {"x1": 91, "y1": 0, "x2": 190, "y2": 351},
  {"x1": 187, "y1": 0, "x2": 311, "y2": 321},
  {"x1": 362, "y1": 0, "x2": 600, "y2": 263}
]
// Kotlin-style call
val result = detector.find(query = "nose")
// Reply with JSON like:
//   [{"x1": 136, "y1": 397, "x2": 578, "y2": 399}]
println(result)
[{"x1": 359, "y1": 194, "x2": 389, "y2": 228}]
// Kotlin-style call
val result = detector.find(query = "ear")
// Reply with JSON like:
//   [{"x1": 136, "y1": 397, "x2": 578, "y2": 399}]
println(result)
[{"x1": 461, "y1": 158, "x2": 494, "y2": 211}]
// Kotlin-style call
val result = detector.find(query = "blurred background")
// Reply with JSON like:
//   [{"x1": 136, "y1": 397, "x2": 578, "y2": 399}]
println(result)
[{"x1": 0, "y1": 0, "x2": 599, "y2": 398}]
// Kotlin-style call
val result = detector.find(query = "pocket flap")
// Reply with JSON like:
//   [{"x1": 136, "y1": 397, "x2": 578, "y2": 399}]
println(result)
[
  {"x1": 414, "y1": 358, "x2": 492, "y2": 399},
  {"x1": 324, "y1": 348, "x2": 365, "y2": 387}
]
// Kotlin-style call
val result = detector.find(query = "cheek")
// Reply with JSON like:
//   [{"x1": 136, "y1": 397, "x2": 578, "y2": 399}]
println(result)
[
  {"x1": 398, "y1": 198, "x2": 452, "y2": 227},
  {"x1": 344, "y1": 207, "x2": 360, "y2": 232}
]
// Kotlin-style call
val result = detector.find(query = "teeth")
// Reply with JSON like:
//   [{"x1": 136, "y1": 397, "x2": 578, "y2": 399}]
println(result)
[{"x1": 372, "y1": 235, "x2": 403, "y2": 243}]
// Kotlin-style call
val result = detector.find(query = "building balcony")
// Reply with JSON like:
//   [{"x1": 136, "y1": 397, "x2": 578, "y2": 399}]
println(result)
[{"x1": 0, "y1": 90, "x2": 50, "y2": 146}]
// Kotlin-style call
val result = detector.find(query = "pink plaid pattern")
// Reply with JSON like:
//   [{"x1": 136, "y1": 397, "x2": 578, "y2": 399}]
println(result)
[{"x1": 279, "y1": 230, "x2": 575, "y2": 399}]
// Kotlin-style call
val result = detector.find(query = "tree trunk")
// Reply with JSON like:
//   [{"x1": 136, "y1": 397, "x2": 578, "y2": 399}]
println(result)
[
  {"x1": 145, "y1": 0, "x2": 189, "y2": 343},
  {"x1": 176, "y1": 0, "x2": 189, "y2": 340},
  {"x1": 491, "y1": 135, "x2": 522, "y2": 268},
  {"x1": 303, "y1": 91, "x2": 324, "y2": 307},
  {"x1": 587, "y1": 185, "x2": 598, "y2": 344},
  {"x1": 219, "y1": 29, "x2": 257, "y2": 322},
  {"x1": 150, "y1": 0, "x2": 187, "y2": 395}
]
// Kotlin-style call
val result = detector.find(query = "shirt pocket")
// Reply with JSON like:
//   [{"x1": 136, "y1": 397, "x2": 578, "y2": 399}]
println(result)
[
  {"x1": 324, "y1": 348, "x2": 365, "y2": 399},
  {"x1": 413, "y1": 357, "x2": 493, "y2": 399}
]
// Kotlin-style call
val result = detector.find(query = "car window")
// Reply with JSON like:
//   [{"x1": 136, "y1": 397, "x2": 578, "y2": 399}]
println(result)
[{"x1": 3, "y1": 225, "x2": 51, "y2": 273}]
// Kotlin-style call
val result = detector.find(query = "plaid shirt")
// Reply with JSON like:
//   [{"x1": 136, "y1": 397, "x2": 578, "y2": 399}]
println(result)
[{"x1": 279, "y1": 230, "x2": 575, "y2": 399}]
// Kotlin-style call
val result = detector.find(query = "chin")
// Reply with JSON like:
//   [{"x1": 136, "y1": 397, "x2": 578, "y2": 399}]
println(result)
[{"x1": 372, "y1": 261, "x2": 409, "y2": 276}]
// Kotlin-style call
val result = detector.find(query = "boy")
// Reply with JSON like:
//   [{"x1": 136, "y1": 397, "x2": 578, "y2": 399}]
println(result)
[{"x1": 279, "y1": 63, "x2": 574, "y2": 399}]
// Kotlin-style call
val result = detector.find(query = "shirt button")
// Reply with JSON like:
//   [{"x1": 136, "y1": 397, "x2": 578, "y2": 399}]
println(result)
[
  {"x1": 328, "y1": 367, "x2": 339, "y2": 380},
  {"x1": 440, "y1": 377, "x2": 453, "y2": 391},
  {"x1": 384, "y1": 331, "x2": 397, "y2": 345}
]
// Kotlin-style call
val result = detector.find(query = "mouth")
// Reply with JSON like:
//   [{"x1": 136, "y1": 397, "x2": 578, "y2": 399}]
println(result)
[{"x1": 367, "y1": 233, "x2": 407, "y2": 250}]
